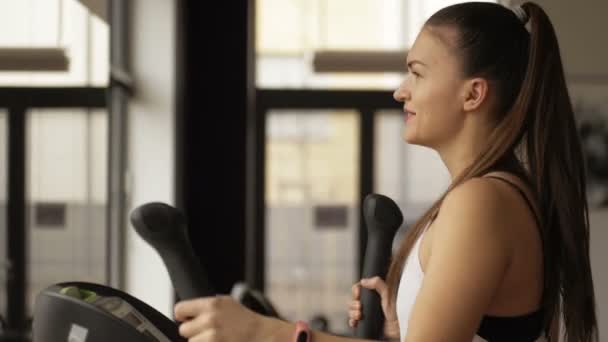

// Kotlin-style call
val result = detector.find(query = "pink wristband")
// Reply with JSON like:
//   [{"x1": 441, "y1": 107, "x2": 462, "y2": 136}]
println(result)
[{"x1": 293, "y1": 320, "x2": 311, "y2": 342}]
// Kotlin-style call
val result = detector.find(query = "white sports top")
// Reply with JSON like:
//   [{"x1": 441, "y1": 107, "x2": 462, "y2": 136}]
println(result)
[{"x1": 395, "y1": 229, "x2": 426, "y2": 342}]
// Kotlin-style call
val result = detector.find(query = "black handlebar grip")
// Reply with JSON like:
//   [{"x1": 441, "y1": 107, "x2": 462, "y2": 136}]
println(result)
[
  {"x1": 130, "y1": 202, "x2": 215, "y2": 299},
  {"x1": 355, "y1": 194, "x2": 403, "y2": 339}
]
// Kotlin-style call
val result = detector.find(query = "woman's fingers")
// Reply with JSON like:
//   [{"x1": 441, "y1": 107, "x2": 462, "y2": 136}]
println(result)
[
  {"x1": 178, "y1": 313, "x2": 217, "y2": 338},
  {"x1": 188, "y1": 328, "x2": 219, "y2": 342},
  {"x1": 348, "y1": 299, "x2": 363, "y2": 322},
  {"x1": 351, "y1": 282, "x2": 361, "y2": 299},
  {"x1": 348, "y1": 300, "x2": 362, "y2": 318},
  {"x1": 348, "y1": 309, "x2": 362, "y2": 319},
  {"x1": 357, "y1": 277, "x2": 398, "y2": 321},
  {"x1": 174, "y1": 298, "x2": 209, "y2": 322},
  {"x1": 360, "y1": 276, "x2": 388, "y2": 297}
]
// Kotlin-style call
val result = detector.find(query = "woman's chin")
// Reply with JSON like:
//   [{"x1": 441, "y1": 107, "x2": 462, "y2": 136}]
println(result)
[
  {"x1": 402, "y1": 129, "x2": 419, "y2": 145},
  {"x1": 402, "y1": 133, "x2": 431, "y2": 148}
]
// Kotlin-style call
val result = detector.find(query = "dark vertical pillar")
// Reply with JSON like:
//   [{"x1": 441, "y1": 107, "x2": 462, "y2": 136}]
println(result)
[
  {"x1": 175, "y1": 0, "x2": 253, "y2": 294},
  {"x1": 246, "y1": 100, "x2": 265, "y2": 291},
  {"x1": 244, "y1": 0, "x2": 265, "y2": 292},
  {"x1": 6, "y1": 107, "x2": 27, "y2": 333}
]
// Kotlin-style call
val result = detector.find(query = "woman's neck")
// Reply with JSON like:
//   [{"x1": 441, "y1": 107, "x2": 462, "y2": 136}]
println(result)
[
  {"x1": 434, "y1": 115, "x2": 515, "y2": 180},
  {"x1": 436, "y1": 138, "x2": 522, "y2": 182},
  {"x1": 436, "y1": 140, "x2": 483, "y2": 181}
]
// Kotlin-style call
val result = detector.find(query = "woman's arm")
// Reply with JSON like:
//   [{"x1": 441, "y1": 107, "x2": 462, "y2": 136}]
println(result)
[
  {"x1": 174, "y1": 295, "x2": 381, "y2": 342},
  {"x1": 404, "y1": 179, "x2": 515, "y2": 342}
]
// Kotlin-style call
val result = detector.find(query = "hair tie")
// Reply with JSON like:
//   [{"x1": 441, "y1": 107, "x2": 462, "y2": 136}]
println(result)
[{"x1": 512, "y1": 5, "x2": 530, "y2": 25}]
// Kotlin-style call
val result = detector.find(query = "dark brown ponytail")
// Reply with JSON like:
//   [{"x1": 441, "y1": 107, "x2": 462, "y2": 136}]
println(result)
[{"x1": 520, "y1": 3, "x2": 597, "y2": 341}]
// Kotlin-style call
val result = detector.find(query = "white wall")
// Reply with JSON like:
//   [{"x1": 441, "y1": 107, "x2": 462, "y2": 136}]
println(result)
[
  {"x1": 125, "y1": 0, "x2": 176, "y2": 318},
  {"x1": 532, "y1": 0, "x2": 608, "y2": 78},
  {"x1": 589, "y1": 210, "x2": 608, "y2": 340}
]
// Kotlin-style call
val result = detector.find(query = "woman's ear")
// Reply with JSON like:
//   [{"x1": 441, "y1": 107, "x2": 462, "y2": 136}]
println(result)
[{"x1": 463, "y1": 78, "x2": 489, "y2": 112}]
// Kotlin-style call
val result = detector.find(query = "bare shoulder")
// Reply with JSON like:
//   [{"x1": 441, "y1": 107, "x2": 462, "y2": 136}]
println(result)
[
  {"x1": 441, "y1": 177, "x2": 513, "y2": 225},
  {"x1": 441, "y1": 177, "x2": 505, "y2": 211},
  {"x1": 431, "y1": 177, "x2": 516, "y2": 252}
]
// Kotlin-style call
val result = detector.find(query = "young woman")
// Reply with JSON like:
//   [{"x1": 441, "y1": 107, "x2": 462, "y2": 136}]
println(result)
[{"x1": 173, "y1": 2, "x2": 598, "y2": 341}]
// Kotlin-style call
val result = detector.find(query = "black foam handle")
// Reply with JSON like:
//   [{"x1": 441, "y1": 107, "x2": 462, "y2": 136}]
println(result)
[
  {"x1": 355, "y1": 194, "x2": 403, "y2": 339},
  {"x1": 130, "y1": 202, "x2": 215, "y2": 299}
]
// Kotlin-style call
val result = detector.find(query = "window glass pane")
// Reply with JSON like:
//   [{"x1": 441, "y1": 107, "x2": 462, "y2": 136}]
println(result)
[
  {"x1": 257, "y1": 0, "x2": 403, "y2": 54},
  {"x1": 266, "y1": 110, "x2": 358, "y2": 334},
  {"x1": 0, "y1": 0, "x2": 109, "y2": 86},
  {"x1": 374, "y1": 110, "x2": 450, "y2": 244},
  {"x1": 0, "y1": 111, "x2": 6, "y2": 320},
  {"x1": 26, "y1": 109, "x2": 107, "y2": 314},
  {"x1": 256, "y1": 0, "x2": 496, "y2": 89},
  {"x1": 0, "y1": 0, "x2": 60, "y2": 47}
]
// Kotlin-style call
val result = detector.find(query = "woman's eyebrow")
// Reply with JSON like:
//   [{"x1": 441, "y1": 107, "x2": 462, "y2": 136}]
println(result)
[{"x1": 406, "y1": 59, "x2": 427, "y2": 69}]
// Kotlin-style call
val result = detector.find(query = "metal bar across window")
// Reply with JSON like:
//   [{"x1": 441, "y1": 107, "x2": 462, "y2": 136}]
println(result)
[
  {"x1": 358, "y1": 107, "x2": 375, "y2": 275},
  {"x1": 0, "y1": 87, "x2": 106, "y2": 108},
  {"x1": 107, "y1": 0, "x2": 131, "y2": 290},
  {"x1": 257, "y1": 89, "x2": 400, "y2": 110}
]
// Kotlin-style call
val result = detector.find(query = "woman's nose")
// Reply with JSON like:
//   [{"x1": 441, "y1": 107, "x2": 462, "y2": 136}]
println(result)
[
  {"x1": 393, "y1": 82, "x2": 409, "y2": 102},
  {"x1": 393, "y1": 88, "x2": 401, "y2": 102}
]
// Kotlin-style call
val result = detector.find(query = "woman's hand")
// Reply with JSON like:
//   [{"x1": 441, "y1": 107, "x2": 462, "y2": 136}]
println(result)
[
  {"x1": 174, "y1": 296, "x2": 277, "y2": 342},
  {"x1": 347, "y1": 277, "x2": 400, "y2": 339}
]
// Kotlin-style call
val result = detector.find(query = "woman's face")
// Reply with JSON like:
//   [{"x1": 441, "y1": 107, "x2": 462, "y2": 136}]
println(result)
[{"x1": 393, "y1": 27, "x2": 468, "y2": 149}]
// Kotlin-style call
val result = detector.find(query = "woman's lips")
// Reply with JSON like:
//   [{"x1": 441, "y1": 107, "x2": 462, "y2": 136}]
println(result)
[{"x1": 405, "y1": 109, "x2": 416, "y2": 122}]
